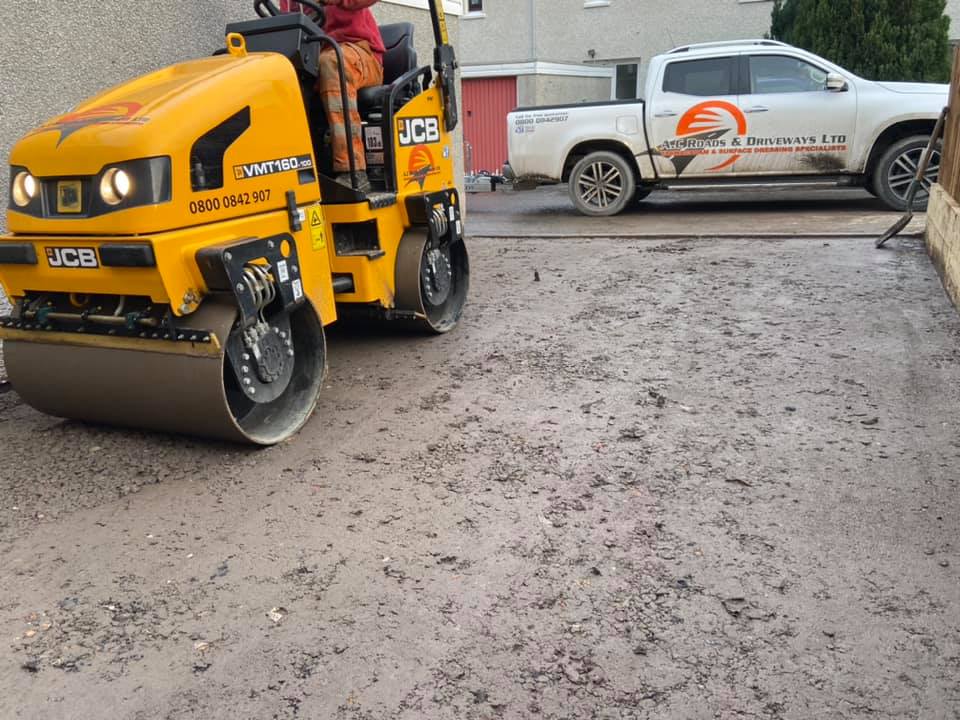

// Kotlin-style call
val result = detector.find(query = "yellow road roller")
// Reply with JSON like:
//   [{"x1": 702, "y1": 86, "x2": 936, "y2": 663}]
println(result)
[{"x1": 0, "y1": 0, "x2": 468, "y2": 445}]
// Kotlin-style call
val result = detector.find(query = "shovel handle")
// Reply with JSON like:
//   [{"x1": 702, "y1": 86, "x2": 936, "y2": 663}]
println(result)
[
  {"x1": 876, "y1": 105, "x2": 949, "y2": 248},
  {"x1": 904, "y1": 106, "x2": 948, "y2": 206}
]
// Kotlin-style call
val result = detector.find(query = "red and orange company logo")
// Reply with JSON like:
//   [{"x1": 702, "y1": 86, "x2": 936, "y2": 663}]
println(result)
[
  {"x1": 28, "y1": 102, "x2": 149, "y2": 147},
  {"x1": 663, "y1": 100, "x2": 748, "y2": 175},
  {"x1": 404, "y1": 145, "x2": 440, "y2": 189}
]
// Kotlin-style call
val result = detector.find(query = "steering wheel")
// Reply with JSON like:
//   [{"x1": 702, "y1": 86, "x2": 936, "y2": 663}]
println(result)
[{"x1": 255, "y1": 0, "x2": 326, "y2": 24}]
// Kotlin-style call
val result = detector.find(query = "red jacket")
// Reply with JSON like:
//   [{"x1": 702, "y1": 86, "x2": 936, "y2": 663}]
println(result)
[{"x1": 282, "y1": 0, "x2": 385, "y2": 62}]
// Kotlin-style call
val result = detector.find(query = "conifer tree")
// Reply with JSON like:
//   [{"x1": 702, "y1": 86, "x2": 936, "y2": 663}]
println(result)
[{"x1": 770, "y1": 0, "x2": 951, "y2": 82}]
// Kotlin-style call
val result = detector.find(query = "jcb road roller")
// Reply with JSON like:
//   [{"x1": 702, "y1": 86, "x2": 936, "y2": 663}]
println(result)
[{"x1": 0, "y1": 0, "x2": 468, "y2": 445}]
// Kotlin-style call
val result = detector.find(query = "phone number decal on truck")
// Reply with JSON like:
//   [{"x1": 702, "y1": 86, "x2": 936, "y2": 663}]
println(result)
[{"x1": 514, "y1": 111, "x2": 570, "y2": 134}]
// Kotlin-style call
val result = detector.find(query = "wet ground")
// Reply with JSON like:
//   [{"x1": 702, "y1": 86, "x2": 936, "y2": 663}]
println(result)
[
  {"x1": 1, "y1": 230, "x2": 958, "y2": 719},
  {"x1": 0, "y1": 188, "x2": 920, "y2": 387},
  {"x1": 465, "y1": 186, "x2": 926, "y2": 239},
  {"x1": 0, "y1": 292, "x2": 8, "y2": 382}
]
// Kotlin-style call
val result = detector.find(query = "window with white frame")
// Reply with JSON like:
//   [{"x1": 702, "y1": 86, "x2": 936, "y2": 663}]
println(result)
[{"x1": 467, "y1": 0, "x2": 483, "y2": 13}]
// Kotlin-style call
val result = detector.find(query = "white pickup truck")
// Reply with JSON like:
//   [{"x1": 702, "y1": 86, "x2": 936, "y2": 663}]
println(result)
[{"x1": 507, "y1": 40, "x2": 948, "y2": 216}]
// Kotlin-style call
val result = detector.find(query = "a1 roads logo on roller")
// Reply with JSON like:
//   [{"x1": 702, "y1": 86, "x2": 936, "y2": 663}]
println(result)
[
  {"x1": 403, "y1": 145, "x2": 441, "y2": 189},
  {"x1": 46, "y1": 247, "x2": 99, "y2": 269},
  {"x1": 397, "y1": 117, "x2": 441, "y2": 147},
  {"x1": 233, "y1": 155, "x2": 314, "y2": 181},
  {"x1": 660, "y1": 101, "x2": 748, "y2": 175},
  {"x1": 28, "y1": 102, "x2": 150, "y2": 148}
]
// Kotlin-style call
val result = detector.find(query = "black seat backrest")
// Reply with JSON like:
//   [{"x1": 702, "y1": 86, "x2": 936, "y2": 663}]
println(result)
[{"x1": 379, "y1": 23, "x2": 417, "y2": 85}]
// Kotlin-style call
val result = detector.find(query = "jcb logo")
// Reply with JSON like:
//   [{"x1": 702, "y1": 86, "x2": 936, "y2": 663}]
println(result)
[
  {"x1": 398, "y1": 117, "x2": 441, "y2": 147},
  {"x1": 46, "y1": 247, "x2": 99, "y2": 269}
]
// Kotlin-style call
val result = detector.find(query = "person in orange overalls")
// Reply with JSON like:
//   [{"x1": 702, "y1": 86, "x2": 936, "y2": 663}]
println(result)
[{"x1": 281, "y1": 0, "x2": 384, "y2": 191}]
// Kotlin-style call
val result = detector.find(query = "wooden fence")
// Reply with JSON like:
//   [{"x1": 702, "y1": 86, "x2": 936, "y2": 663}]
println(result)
[{"x1": 938, "y1": 47, "x2": 960, "y2": 202}]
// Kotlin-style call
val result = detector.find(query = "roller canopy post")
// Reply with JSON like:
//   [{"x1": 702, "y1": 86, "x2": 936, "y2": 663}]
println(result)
[{"x1": 428, "y1": 0, "x2": 459, "y2": 132}]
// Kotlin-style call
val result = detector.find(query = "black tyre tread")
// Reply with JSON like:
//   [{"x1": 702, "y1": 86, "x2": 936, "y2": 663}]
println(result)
[
  {"x1": 568, "y1": 151, "x2": 636, "y2": 217},
  {"x1": 872, "y1": 134, "x2": 939, "y2": 212}
]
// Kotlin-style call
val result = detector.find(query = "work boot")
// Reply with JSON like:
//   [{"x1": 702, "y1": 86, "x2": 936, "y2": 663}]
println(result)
[{"x1": 335, "y1": 171, "x2": 371, "y2": 194}]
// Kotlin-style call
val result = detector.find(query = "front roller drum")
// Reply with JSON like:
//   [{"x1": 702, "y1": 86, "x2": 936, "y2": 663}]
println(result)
[
  {"x1": 395, "y1": 228, "x2": 469, "y2": 334},
  {"x1": 3, "y1": 298, "x2": 326, "y2": 445}
]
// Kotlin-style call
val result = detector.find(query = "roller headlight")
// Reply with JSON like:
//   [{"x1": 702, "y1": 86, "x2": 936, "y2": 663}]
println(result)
[
  {"x1": 100, "y1": 167, "x2": 133, "y2": 206},
  {"x1": 9, "y1": 157, "x2": 170, "y2": 219},
  {"x1": 12, "y1": 171, "x2": 38, "y2": 207}
]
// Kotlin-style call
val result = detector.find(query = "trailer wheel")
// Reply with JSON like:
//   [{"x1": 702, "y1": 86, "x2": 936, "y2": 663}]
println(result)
[
  {"x1": 569, "y1": 151, "x2": 636, "y2": 217},
  {"x1": 873, "y1": 135, "x2": 941, "y2": 212}
]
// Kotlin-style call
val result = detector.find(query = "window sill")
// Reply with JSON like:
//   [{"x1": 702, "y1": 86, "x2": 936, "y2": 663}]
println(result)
[
  {"x1": 463, "y1": 12, "x2": 486, "y2": 19},
  {"x1": 584, "y1": 0, "x2": 611, "y2": 7}
]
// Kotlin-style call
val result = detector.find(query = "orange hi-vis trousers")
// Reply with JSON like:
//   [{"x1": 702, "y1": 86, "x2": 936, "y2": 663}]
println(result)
[{"x1": 317, "y1": 42, "x2": 383, "y2": 173}]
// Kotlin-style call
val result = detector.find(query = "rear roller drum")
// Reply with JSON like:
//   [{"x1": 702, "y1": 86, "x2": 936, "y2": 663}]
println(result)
[{"x1": 395, "y1": 228, "x2": 469, "y2": 334}]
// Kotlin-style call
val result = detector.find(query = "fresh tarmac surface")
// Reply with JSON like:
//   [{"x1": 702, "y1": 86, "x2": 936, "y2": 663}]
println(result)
[
  {"x1": 466, "y1": 185, "x2": 927, "y2": 239},
  {"x1": 1, "y1": 231, "x2": 958, "y2": 719},
  {"x1": 0, "y1": 186, "x2": 923, "y2": 385}
]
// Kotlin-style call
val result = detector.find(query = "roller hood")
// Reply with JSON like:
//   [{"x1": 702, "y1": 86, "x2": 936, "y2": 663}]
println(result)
[
  {"x1": 7, "y1": 51, "x2": 319, "y2": 236},
  {"x1": 14, "y1": 55, "x2": 284, "y2": 175}
]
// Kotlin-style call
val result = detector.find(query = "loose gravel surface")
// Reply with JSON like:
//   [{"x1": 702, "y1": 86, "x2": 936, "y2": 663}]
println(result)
[
  {"x1": 1, "y1": 236, "x2": 958, "y2": 719},
  {"x1": 0, "y1": 288, "x2": 8, "y2": 381}
]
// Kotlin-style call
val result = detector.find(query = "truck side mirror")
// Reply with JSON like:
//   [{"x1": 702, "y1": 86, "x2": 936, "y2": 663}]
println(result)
[{"x1": 826, "y1": 73, "x2": 848, "y2": 92}]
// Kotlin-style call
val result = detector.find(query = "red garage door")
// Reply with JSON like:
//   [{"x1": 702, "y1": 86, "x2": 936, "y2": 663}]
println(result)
[{"x1": 463, "y1": 76, "x2": 517, "y2": 174}]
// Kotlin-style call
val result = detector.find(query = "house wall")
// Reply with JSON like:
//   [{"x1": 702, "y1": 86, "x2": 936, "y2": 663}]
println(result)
[
  {"x1": 462, "y1": 0, "x2": 960, "y2": 97},
  {"x1": 460, "y1": 2, "x2": 536, "y2": 64},
  {"x1": 531, "y1": 0, "x2": 774, "y2": 72},
  {"x1": 461, "y1": 0, "x2": 776, "y2": 81},
  {"x1": 948, "y1": 0, "x2": 960, "y2": 39},
  {"x1": 517, "y1": 74, "x2": 612, "y2": 107}
]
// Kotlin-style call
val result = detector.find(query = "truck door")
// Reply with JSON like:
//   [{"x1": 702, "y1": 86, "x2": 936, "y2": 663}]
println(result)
[
  {"x1": 733, "y1": 53, "x2": 857, "y2": 175},
  {"x1": 648, "y1": 55, "x2": 743, "y2": 179}
]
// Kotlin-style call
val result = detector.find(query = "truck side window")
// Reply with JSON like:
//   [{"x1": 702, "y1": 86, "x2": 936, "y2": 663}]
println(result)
[
  {"x1": 662, "y1": 57, "x2": 734, "y2": 97},
  {"x1": 748, "y1": 55, "x2": 828, "y2": 94}
]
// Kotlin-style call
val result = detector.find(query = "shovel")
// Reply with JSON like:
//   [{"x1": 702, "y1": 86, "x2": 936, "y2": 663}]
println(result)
[{"x1": 876, "y1": 106, "x2": 948, "y2": 248}]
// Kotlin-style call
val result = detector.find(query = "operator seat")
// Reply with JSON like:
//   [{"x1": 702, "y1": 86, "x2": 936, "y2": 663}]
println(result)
[{"x1": 358, "y1": 23, "x2": 418, "y2": 116}]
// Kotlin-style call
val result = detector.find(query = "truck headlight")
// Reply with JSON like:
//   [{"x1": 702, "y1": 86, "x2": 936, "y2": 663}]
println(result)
[
  {"x1": 12, "y1": 171, "x2": 38, "y2": 207},
  {"x1": 100, "y1": 167, "x2": 133, "y2": 206}
]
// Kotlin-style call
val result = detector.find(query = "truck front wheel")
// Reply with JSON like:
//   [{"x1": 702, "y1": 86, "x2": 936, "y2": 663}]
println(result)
[
  {"x1": 569, "y1": 151, "x2": 636, "y2": 217},
  {"x1": 873, "y1": 135, "x2": 941, "y2": 212}
]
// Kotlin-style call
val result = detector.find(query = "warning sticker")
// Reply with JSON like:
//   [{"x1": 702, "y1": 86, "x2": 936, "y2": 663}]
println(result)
[{"x1": 309, "y1": 206, "x2": 326, "y2": 251}]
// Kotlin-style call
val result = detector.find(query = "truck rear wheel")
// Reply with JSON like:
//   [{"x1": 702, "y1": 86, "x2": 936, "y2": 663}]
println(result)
[
  {"x1": 569, "y1": 151, "x2": 636, "y2": 217},
  {"x1": 873, "y1": 135, "x2": 941, "y2": 212}
]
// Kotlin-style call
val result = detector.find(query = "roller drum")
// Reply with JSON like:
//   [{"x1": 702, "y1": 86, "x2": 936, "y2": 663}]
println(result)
[{"x1": 3, "y1": 298, "x2": 326, "y2": 445}]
